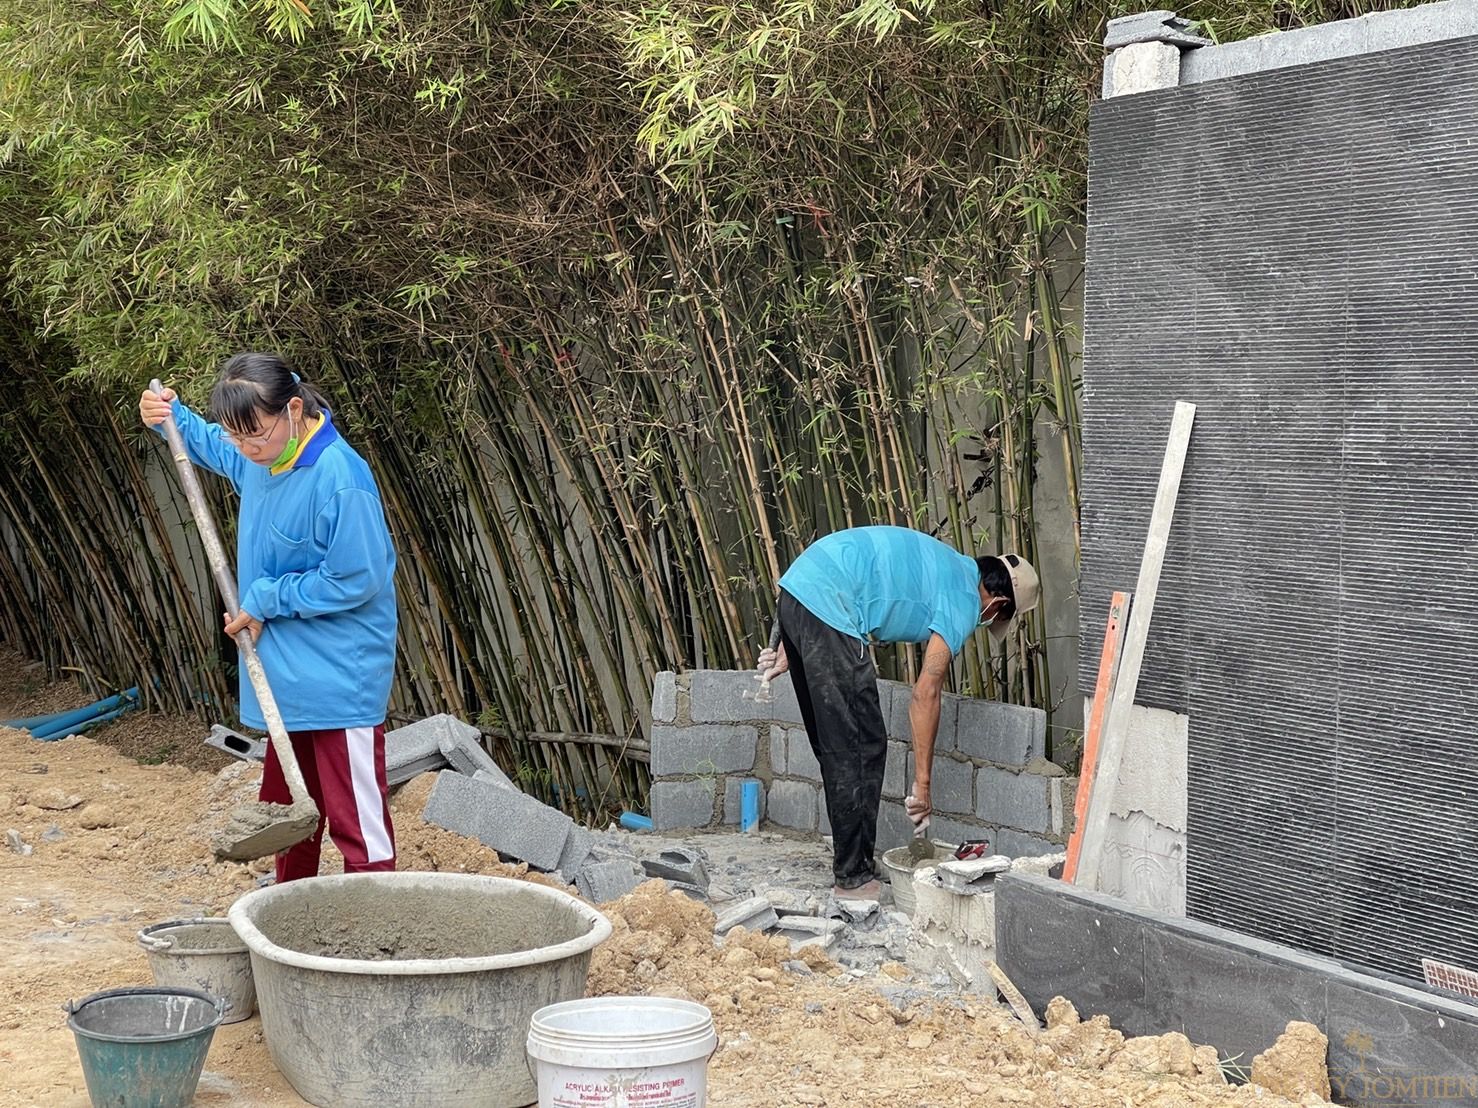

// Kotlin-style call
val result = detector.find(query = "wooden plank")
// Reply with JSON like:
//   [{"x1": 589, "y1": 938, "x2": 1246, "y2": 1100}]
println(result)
[
  {"x1": 987, "y1": 961, "x2": 1042, "y2": 1032},
  {"x1": 1075, "y1": 400, "x2": 1196, "y2": 892},
  {"x1": 1063, "y1": 590, "x2": 1131, "y2": 884}
]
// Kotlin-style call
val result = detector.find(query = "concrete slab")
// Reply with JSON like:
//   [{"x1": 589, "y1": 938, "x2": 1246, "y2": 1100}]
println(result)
[
  {"x1": 995, "y1": 872, "x2": 1478, "y2": 1106},
  {"x1": 423, "y1": 770, "x2": 572, "y2": 871},
  {"x1": 556, "y1": 825, "x2": 595, "y2": 879},
  {"x1": 575, "y1": 859, "x2": 645, "y2": 904},
  {"x1": 715, "y1": 895, "x2": 778, "y2": 935}
]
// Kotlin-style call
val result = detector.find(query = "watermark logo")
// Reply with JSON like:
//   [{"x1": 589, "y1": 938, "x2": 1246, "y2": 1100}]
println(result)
[{"x1": 1330, "y1": 1027, "x2": 1478, "y2": 1104}]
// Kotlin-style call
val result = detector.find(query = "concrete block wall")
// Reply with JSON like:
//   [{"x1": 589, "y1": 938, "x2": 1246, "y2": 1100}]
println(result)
[{"x1": 649, "y1": 670, "x2": 1069, "y2": 856}]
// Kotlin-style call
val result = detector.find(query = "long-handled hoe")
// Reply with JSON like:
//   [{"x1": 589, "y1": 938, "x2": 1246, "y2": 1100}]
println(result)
[{"x1": 151, "y1": 379, "x2": 319, "y2": 861}]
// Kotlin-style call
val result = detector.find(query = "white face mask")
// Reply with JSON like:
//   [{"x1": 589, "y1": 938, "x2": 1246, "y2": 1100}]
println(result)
[{"x1": 979, "y1": 597, "x2": 1005, "y2": 626}]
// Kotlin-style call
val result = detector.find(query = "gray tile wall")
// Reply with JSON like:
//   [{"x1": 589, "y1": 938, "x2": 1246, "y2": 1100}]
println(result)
[{"x1": 1081, "y1": 35, "x2": 1478, "y2": 983}]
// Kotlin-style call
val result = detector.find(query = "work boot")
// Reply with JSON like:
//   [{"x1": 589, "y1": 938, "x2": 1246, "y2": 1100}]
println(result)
[{"x1": 832, "y1": 878, "x2": 882, "y2": 900}]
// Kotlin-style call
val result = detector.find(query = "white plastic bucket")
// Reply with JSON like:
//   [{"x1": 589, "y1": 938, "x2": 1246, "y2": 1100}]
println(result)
[{"x1": 526, "y1": 996, "x2": 717, "y2": 1108}]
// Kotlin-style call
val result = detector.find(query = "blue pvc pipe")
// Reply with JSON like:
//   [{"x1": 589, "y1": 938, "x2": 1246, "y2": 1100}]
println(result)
[
  {"x1": 619, "y1": 811, "x2": 654, "y2": 832},
  {"x1": 31, "y1": 703, "x2": 136, "y2": 742},
  {"x1": 740, "y1": 779, "x2": 761, "y2": 832},
  {"x1": 4, "y1": 688, "x2": 139, "y2": 733}
]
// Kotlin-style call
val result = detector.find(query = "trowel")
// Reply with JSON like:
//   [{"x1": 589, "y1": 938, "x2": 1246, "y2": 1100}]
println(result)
[
  {"x1": 905, "y1": 813, "x2": 936, "y2": 864},
  {"x1": 150, "y1": 379, "x2": 320, "y2": 861}
]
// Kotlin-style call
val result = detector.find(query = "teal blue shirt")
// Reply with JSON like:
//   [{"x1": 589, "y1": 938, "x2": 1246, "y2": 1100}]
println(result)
[
  {"x1": 154, "y1": 401, "x2": 398, "y2": 731},
  {"x1": 778, "y1": 526, "x2": 981, "y2": 656}
]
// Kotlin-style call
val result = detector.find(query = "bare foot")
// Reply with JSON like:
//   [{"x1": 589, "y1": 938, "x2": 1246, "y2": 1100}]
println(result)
[{"x1": 833, "y1": 879, "x2": 882, "y2": 900}]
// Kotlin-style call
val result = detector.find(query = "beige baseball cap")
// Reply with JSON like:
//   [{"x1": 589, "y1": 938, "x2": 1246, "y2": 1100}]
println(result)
[{"x1": 985, "y1": 555, "x2": 1040, "y2": 643}]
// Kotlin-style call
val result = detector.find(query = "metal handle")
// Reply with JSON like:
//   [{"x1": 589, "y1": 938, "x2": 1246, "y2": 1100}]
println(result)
[
  {"x1": 136, "y1": 930, "x2": 174, "y2": 953},
  {"x1": 148, "y1": 380, "x2": 312, "y2": 810}
]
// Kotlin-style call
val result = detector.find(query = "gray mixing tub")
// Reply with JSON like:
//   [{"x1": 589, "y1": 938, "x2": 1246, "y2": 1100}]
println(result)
[{"x1": 228, "y1": 872, "x2": 611, "y2": 1108}]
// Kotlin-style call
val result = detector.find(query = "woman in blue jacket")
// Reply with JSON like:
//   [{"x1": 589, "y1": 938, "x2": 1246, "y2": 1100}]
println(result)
[{"x1": 140, "y1": 353, "x2": 399, "y2": 882}]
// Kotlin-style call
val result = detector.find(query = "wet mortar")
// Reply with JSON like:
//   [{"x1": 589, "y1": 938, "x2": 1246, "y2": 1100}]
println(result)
[{"x1": 253, "y1": 880, "x2": 594, "y2": 961}]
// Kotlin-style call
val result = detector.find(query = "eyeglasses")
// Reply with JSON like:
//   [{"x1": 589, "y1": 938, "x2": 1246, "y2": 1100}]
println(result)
[{"x1": 224, "y1": 405, "x2": 289, "y2": 448}]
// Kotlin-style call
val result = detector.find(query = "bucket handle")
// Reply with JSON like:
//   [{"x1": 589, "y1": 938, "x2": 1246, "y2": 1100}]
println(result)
[
  {"x1": 63, "y1": 986, "x2": 229, "y2": 1020},
  {"x1": 137, "y1": 916, "x2": 221, "y2": 953},
  {"x1": 137, "y1": 930, "x2": 175, "y2": 953}
]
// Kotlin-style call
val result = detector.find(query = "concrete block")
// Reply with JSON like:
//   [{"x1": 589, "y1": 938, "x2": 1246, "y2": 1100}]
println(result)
[
  {"x1": 955, "y1": 699, "x2": 1046, "y2": 767},
  {"x1": 205, "y1": 724, "x2": 265, "y2": 763},
  {"x1": 976, "y1": 766, "x2": 1050, "y2": 834},
  {"x1": 715, "y1": 896, "x2": 778, "y2": 935},
  {"x1": 826, "y1": 898, "x2": 881, "y2": 928},
  {"x1": 641, "y1": 847, "x2": 710, "y2": 888},
  {"x1": 650, "y1": 724, "x2": 757, "y2": 777},
  {"x1": 888, "y1": 687, "x2": 960, "y2": 755},
  {"x1": 938, "y1": 854, "x2": 1010, "y2": 893},
  {"x1": 689, "y1": 669, "x2": 801, "y2": 725},
  {"x1": 556, "y1": 826, "x2": 595, "y2": 879},
  {"x1": 769, "y1": 730, "x2": 786, "y2": 775},
  {"x1": 784, "y1": 728, "x2": 822, "y2": 783},
  {"x1": 994, "y1": 827, "x2": 1059, "y2": 859},
  {"x1": 774, "y1": 915, "x2": 846, "y2": 936},
  {"x1": 1049, "y1": 778, "x2": 1069, "y2": 836},
  {"x1": 649, "y1": 779, "x2": 716, "y2": 831},
  {"x1": 384, "y1": 716, "x2": 453, "y2": 786},
  {"x1": 665, "y1": 881, "x2": 708, "y2": 901},
  {"x1": 1108, "y1": 40, "x2": 1180, "y2": 97},
  {"x1": 438, "y1": 725, "x2": 506, "y2": 780},
  {"x1": 652, "y1": 670, "x2": 677, "y2": 723},
  {"x1": 930, "y1": 756, "x2": 974, "y2": 816},
  {"x1": 722, "y1": 777, "x2": 766, "y2": 826},
  {"x1": 818, "y1": 792, "x2": 830, "y2": 836},
  {"x1": 423, "y1": 770, "x2": 572, "y2": 871},
  {"x1": 883, "y1": 742, "x2": 910, "y2": 800},
  {"x1": 768, "y1": 780, "x2": 818, "y2": 831},
  {"x1": 575, "y1": 859, "x2": 645, "y2": 904}
]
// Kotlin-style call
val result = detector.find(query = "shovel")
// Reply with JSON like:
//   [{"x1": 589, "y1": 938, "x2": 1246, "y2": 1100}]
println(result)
[{"x1": 151, "y1": 379, "x2": 319, "y2": 861}]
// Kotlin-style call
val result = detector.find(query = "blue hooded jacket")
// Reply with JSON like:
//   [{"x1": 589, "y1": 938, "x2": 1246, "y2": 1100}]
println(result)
[{"x1": 155, "y1": 400, "x2": 398, "y2": 731}]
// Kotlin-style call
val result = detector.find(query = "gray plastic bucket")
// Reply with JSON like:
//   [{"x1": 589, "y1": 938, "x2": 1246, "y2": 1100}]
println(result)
[
  {"x1": 66, "y1": 985, "x2": 225, "y2": 1108},
  {"x1": 138, "y1": 917, "x2": 255, "y2": 1024}
]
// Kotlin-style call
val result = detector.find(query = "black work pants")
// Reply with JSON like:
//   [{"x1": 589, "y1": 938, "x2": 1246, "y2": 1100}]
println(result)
[{"x1": 778, "y1": 589, "x2": 886, "y2": 889}]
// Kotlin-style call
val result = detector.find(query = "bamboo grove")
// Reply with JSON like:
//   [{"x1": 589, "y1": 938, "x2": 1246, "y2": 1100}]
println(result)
[{"x1": 0, "y1": 0, "x2": 1412, "y2": 817}]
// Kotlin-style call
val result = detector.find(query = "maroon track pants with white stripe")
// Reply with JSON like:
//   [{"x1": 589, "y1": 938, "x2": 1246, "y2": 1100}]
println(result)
[{"x1": 258, "y1": 724, "x2": 397, "y2": 884}]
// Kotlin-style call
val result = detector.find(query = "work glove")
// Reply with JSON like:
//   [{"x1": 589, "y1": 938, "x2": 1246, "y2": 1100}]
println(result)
[{"x1": 756, "y1": 642, "x2": 789, "y2": 682}]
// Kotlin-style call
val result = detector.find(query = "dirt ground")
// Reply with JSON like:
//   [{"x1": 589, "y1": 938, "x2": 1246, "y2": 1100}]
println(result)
[{"x1": 0, "y1": 654, "x2": 1334, "y2": 1107}]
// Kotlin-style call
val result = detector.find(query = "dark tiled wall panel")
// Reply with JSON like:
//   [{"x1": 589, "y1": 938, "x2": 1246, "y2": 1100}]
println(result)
[{"x1": 1081, "y1": 37, "x2": 1478, "y2": 984}]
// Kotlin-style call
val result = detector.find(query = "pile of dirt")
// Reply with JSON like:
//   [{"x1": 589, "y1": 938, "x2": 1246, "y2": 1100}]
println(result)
[
  {"x1": 585, "y1": 883, "x2": 1333, "y2": 1108},
  {"x1": 0, "y1": 663, "x2": 1335, "y2": 1108},
  {"x1": 1253, "y1": 1022, "x2": 1334, "y2": 1103}
]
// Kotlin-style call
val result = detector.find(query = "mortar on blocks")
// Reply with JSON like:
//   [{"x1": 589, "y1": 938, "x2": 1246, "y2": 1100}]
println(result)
[{"x1": 228, "y1": 872, "x2": 611, "y2": 1108}]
